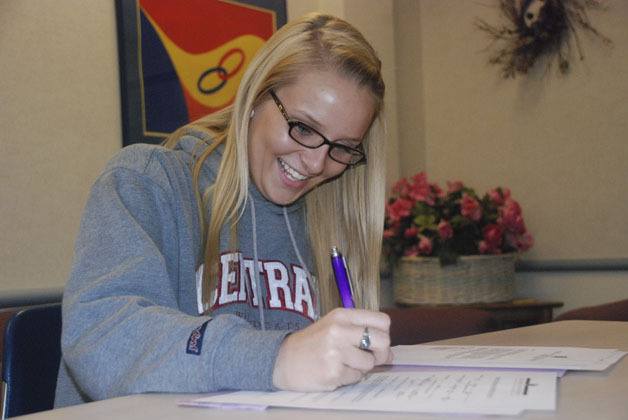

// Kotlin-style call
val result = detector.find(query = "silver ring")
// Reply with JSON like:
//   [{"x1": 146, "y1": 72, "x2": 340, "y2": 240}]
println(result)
[{"x1": 359, "y1": 326, "x2": 371, "y2": 351}]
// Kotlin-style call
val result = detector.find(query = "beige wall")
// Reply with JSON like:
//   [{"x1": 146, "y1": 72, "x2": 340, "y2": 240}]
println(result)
[
  {"x1": 393, "y1": 0, "x2": 425, "y2": 177},
  {"x1": 0, "y1": 0, "x2": 120, "y2": 295}
]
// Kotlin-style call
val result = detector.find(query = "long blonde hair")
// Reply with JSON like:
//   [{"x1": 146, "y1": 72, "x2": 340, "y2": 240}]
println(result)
[{"x1": 164, "y1": 12, "x2": 386, "y2": 314}]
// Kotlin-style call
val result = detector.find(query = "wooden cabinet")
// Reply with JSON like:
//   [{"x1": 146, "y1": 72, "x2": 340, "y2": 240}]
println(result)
[
  {"x1": 398, "y1": 299, "x2": 564, "y2": 330},
  {"x1": 461, "y1": 299, "x2": 564, "y2": 330}
]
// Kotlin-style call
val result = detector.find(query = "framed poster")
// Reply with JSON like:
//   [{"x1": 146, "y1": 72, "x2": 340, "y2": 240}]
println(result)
[{"x1": 115, "y1": 0, "x2": 287, "y2": 146}]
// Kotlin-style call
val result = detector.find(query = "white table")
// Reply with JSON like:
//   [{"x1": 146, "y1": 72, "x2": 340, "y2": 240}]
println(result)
[{"x1": 18, "y1": 321, "x2": 628, "y2": 419}]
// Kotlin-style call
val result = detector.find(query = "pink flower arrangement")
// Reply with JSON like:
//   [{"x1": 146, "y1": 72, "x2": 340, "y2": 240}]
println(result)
[{"x1": 384, "y1": 172, "x2": 533, "y2": 265}]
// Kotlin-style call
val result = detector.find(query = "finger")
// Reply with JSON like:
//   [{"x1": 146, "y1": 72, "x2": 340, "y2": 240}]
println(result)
[
  {"x1": 349, "y1": 326, "x2": 391, "y2": 365},
  {"x1": 343, "y1": 346, "x2": 376, "y2": 373},
  {"x1": 355, "y1": 310, "x2": 391, "y2": 332},
  {"x1": 370, "y1": 345, "x2": 393, "y2": 366},
  {"x1": 329, "y1": 308, "x2": 390, "y2": 331},
  {"x1": 346, "y1": 324, "x2": 389, "y2": 350},
  {"x1": 337, "y1": 365, "x2": 365, "y2": 387}
]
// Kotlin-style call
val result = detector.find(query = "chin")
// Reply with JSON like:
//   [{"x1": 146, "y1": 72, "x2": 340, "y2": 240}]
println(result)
[
  {"x1": 270, "y1": 180, "x2": 314, "y2": 206},
  {"x1": 273, "y1": 193, "x2": 302, "y2": 206},
  {"x1": 268, "y1": 186, "x2": 313, "y2": 206}
]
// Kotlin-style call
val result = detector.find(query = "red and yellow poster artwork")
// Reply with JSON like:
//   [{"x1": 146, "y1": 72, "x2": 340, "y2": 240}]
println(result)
[{"x1": 116, "y1": 0, "x2": 287, "y2": 145}]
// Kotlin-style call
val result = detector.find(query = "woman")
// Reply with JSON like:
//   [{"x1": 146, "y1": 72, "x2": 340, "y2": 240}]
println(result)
[{"x1": 55, "y1": 12, "x2": 391, "y2": 407}]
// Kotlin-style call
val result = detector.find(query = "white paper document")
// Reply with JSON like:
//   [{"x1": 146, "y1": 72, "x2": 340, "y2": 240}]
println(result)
[
  {"x1": 391, "y1": 345, "x2": 627, "y2": 371},
  {"x1": 182, "y1": 369, "x2": 557, "y2": 416}
]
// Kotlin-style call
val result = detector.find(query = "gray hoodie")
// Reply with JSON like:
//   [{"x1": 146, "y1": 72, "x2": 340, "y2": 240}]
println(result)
[{"x1": 55, "y1": 131, "x2": 318, "y2": 407}]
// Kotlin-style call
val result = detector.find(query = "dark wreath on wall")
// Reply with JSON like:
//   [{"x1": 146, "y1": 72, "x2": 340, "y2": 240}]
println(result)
[
  {"x1": 475, "y1": 0, "x2": 612, "y2": 78},
  {"x1": 115, "y1": 0, "x2": 287, "y2": 146}
]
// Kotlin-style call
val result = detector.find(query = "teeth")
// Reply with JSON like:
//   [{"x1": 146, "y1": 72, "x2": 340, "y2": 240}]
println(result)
[{"x1": 278, "y1": 158, "x2": 308, "y2": 181}]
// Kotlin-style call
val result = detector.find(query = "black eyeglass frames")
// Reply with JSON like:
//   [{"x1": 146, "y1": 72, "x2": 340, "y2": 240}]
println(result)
[{"x1": 268, "y1": 90, "x2": 367, "y2": 166}]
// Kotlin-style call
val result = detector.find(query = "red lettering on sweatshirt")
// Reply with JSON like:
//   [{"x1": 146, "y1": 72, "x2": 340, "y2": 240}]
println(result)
[{"x1": 211, "y1": 252, "x2": 317, "y2": 321}]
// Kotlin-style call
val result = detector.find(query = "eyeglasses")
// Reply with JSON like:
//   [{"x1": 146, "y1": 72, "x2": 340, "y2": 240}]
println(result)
[{"x1": 269, "y1": 90, "x2": 367, "y2": 166}]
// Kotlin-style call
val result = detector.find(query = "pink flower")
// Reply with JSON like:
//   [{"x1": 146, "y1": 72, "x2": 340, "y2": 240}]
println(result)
[
  {"x1": 431, "y1": 183, "x2": 445, "y2": 199},
  {"x1": 438, "y1": 220, "x2": 453, "y2": 240},
  {"x1": 500, "y1": 199, "x2": 526, "y2": 234},
  {"x1": 504, "y1": 231, "x2": 534, "y2": 252},
  {"x1": 516, "y1": 232, "x2": 534, "y2": 251},
  {"x1": 478, "y1": 240, "x2": 490, "y2": 254},
  {"x1": 488, "y1": 187, "x2": 511, "y2": 206},
  {"x1": 408, "y1": 172, "x2": 435, "y2": 205},
  {"x1": 478, "y1": 241, "x2": 502, "y2": 255},
  {"x1": 447, "y1": 180, "x2": 464, "y2": 193},
  {"x1": 386, "y1": 198, "x2": 413, "y2": 223},
  {"x1": 418, "y1": 235, "x2": 433, "y2": 255},
  {"x1": 409, "y1": 186, "x2": 434, "y2": 205},
  {"x1": 383, "y1": 228, "x2": 396, "y2": 239},
  {"x1": 411, "y1": 172, "x2": 428, "y2": 185},
  {"x1": 404, "y1": 226, "x2": 419, "y2": 238},
  {"x1": 460, "y1": 193, "x2": 482, "y2": 222},
  {"x1": 392, "y1": 178, "x2": 410, "y2": 197},
  {"x1": 483, "y1": 224, "x2": 503, "y2": 250},
  {"x1": 403, "y1": 245, "x2": 419, "y2": 257}
]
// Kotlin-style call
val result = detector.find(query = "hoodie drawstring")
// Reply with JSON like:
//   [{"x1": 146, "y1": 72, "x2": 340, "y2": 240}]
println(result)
[
  {"x1": 248, "y1": 195, "x2": 318, "y2": 331},
  {"x1": 249, "y1": 196, "x2": 266, "y2": 330}
]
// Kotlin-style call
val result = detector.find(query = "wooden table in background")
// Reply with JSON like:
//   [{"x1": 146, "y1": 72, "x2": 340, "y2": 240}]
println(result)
[
  {"x1": 464, "y1": 299, "x2": 564, "y2": 329},
  {"x1": 399, "y1": 299, "x2": 564, "y2": 330}
]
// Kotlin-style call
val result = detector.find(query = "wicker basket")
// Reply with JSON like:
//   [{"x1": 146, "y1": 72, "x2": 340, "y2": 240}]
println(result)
[{"x1": 393, "y1": 254, "x2": 517, "y2": 305}]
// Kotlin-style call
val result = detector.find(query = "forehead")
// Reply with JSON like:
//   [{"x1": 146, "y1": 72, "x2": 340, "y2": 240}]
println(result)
[{"x1": 275, "y1": 70, "x2": 376, "y2": 140}]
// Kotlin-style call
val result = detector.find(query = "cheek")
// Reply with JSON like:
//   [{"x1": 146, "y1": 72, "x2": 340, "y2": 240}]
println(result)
[
  {"x1": 249, "y1": 128, "x2": 282, "y2": 173},
  {"x1": 257, "y1": 129, "x2": 296, "y2": 158}
]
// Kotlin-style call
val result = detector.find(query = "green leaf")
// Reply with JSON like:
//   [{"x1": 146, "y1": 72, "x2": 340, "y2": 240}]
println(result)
[
  {"x1": 450, "y1": 215, "x2": 466, "y2": 228},
  {"x1": 414, "y1": 214, "x2": 437, "y2": 229}
]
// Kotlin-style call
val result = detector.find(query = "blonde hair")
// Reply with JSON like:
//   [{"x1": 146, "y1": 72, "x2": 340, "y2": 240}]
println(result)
[{"x1": 164, "y1": 12, "x2": 386, "y2": 314}]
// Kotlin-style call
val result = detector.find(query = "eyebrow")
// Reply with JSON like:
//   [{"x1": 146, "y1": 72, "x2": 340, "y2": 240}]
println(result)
[
  {"x1": 289, "y1": 108, "x2": 363, "y2": 143},
  {"x1": 288, "y1": 107, "x2": 323, "y2": 130}
]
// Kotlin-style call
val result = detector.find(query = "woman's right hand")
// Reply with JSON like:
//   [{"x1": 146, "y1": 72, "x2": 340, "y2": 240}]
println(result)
[{"x1": 272, "y1": 307, "x2": 392, "y2": 392}]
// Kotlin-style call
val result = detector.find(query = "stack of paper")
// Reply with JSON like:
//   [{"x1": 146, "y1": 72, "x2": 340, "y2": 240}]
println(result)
[
  {"x1": 391, "y1": 345, "x2": 626, "y2": 371},
  {"x1": 183, "y1": 369, "x2": 557, "y2": 415},
  {"x1": 181, "y1": 345, "x2": 626, "y2": 416}
]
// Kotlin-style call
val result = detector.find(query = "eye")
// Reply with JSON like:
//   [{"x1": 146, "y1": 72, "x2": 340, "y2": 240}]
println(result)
[
  {"x1": 333, "y1": 139, "x2": 362, "y2": 149},
  {"x1": 292, "y1": 122, "x2": 316, "y2": 137}
]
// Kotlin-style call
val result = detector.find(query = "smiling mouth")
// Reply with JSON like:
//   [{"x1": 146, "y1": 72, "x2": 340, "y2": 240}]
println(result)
[{"x1": 278, "y1": 157, "x2": 309, "y2": 182}]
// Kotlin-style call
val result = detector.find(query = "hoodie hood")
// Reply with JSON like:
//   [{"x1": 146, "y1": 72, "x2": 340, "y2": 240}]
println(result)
[{"x1": 173, "y1": 129, "x2": 305, "y2": 216}]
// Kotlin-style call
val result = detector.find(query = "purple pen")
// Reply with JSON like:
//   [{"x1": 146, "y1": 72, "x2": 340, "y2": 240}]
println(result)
[{"x1": 330, "y1": 246, "x2": 355, "y2": 308}]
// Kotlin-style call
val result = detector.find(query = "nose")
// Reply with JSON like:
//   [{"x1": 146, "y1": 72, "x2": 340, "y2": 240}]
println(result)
[{"x1": 300, "y1": 145, "x2": 329, "y2": 176}]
